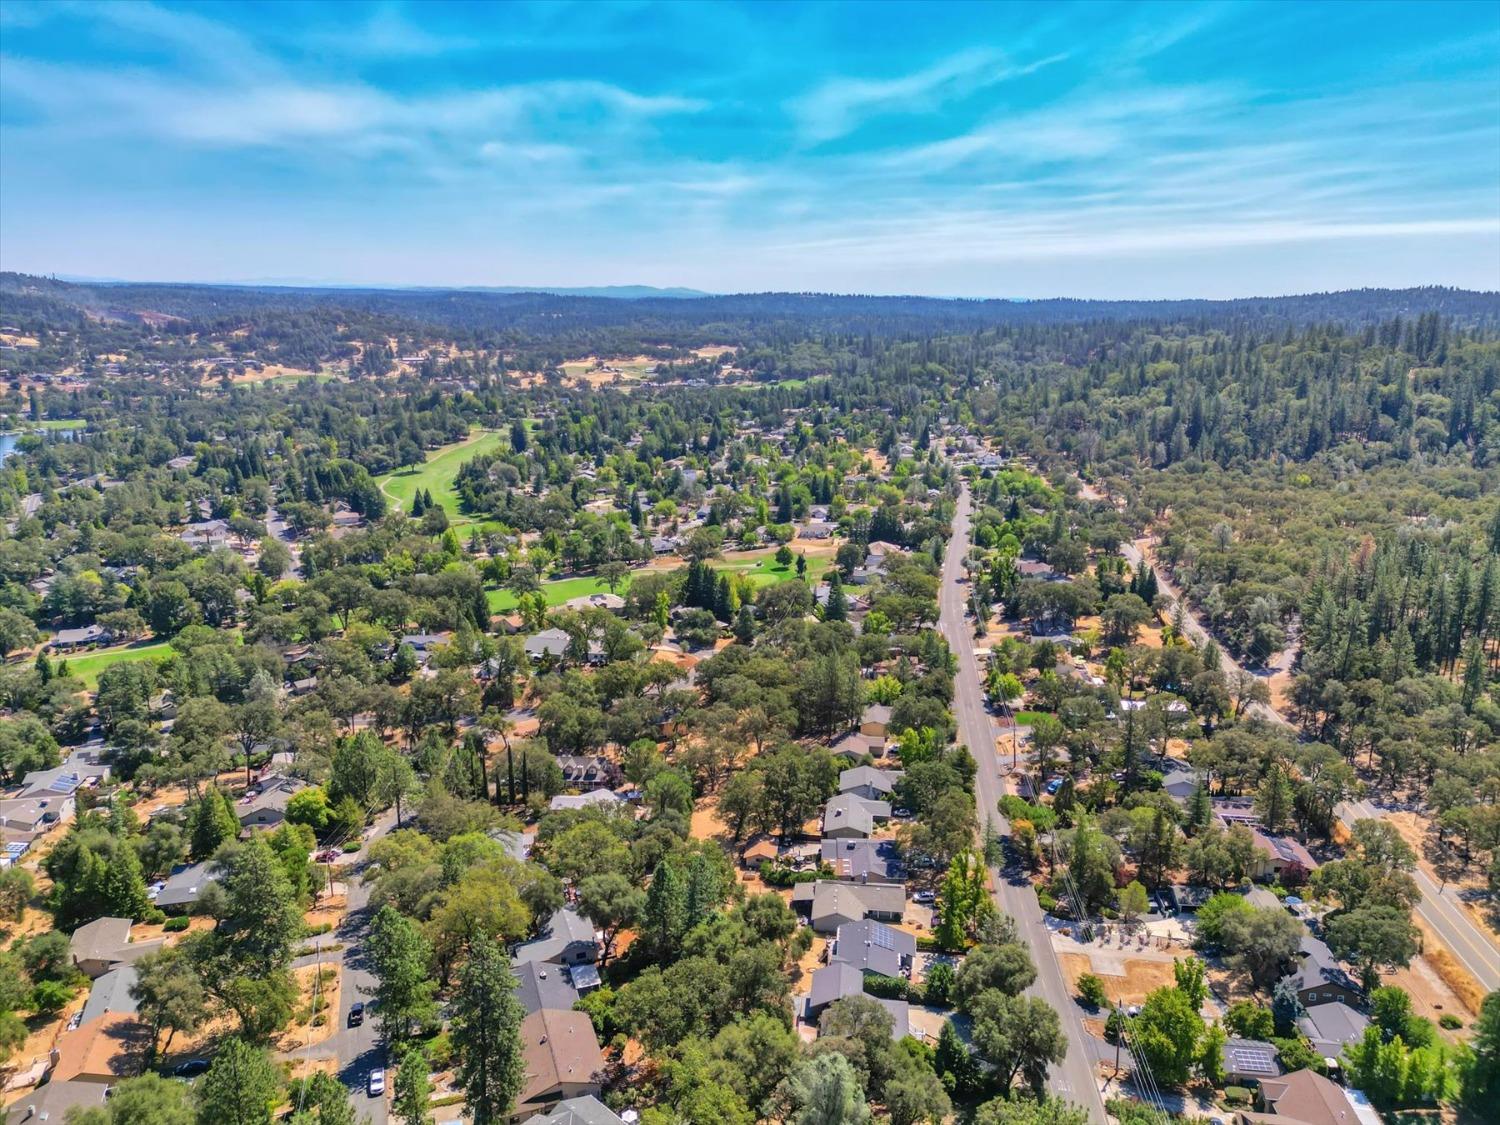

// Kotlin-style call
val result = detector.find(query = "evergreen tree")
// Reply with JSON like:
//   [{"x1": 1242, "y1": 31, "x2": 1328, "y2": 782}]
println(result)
[
  {"x1": 393, "y1": 1046, "x2": 435, "y2": 1125},
  {"x1": 825, "y1": 570, "x2": 847, "y2": 621},
  {"x1": 103, "y1": 839, "x2": 151, "y2": 920},
  {"x1": 368, "y1": 905, "x2": 437, "y2": 1041},
  {"x1": 642, "y1": 859, "x2": 687, "y2": 957},
  {"x1": 195, "y1": 1037, "x2": 281, "y2": 1125},
  {"x1": 451, "y1": 936, "x2": 525, "y2": 1125}
]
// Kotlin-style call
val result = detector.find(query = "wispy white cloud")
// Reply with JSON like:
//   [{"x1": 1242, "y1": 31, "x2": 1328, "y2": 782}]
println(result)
[{"x1": 787, "y1": 48, "x2": 1066, "y2": 143}]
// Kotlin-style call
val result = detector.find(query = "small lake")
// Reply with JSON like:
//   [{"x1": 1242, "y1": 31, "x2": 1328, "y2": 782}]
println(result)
[{"x1": 0, "y1": 427, "x2": 82, "y2": 460}]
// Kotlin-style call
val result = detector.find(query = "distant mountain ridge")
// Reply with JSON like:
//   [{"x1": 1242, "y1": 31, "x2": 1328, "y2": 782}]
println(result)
[{"x1": 3, "y1": 273, "x2": 1496, "y2": 337}]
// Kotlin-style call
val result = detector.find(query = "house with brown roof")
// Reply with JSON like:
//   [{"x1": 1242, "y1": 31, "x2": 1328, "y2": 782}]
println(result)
[
  {"x1": 48, "y1": 1013, "x2": 147, "y2": 1084},
  {"x1": 1240, "y1": 1068, "x2": 1374, "y2": 1125},
  {"x1": 513, "y1": 1008, "x2": 605, "y2": 1121}
]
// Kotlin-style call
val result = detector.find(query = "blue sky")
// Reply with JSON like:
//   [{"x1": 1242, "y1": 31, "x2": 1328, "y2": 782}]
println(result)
[{"x1": 1, "y1": 0, "x2": 1497, "y2": 297}]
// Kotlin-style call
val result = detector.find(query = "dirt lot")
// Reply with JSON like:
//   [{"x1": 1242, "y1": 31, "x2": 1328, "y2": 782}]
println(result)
[{"x1": 1058, "y1": 950, "x2": 1183, "y2": 1007}]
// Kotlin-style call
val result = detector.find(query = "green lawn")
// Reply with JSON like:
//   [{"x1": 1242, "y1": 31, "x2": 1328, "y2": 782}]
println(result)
[
  {"x1": 487, "y1": 552, "x2": 829, "y2": 613},
  {"x1": 38, "y1": 418, "x2": 87, "y2": 430},
  {"x1": 376, "y1": 430, "x2": 508, "y2": 522},
  {"x1": 1012, "y1": 710, "x2": 1047, "y2": 727},
  {"x1": 488, "y1": 575, "x2": 630, "y2": 613},
  {"x1": 61, "y1": 641, "x2": 174, "y2": 688}
]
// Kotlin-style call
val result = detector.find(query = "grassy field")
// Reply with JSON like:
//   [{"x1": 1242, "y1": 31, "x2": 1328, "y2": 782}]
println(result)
[
  {"x1": 376, "y1": 430, "x2": 508, "y2": 521},
  {"x1": 487, "y1": 551, "x2": 829, "y2": 613},
  {"x1": 38, "y1": 418, "x2": 87, "y2": 430},
  {"x1": 488, "y1": 574, "x2": 629, "y2": 613},
  {"x1": 61, "y1": 641, "x2": 174, "y2": 688}
]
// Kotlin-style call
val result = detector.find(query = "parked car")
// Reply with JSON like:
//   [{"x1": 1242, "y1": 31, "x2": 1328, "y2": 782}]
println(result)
[
  {"x1": 316, "y1": 848, "x2": 340, "y2": 863},
  {"x1": 368, "y1": 1069, "x2": 385, "y2": 1097},
  {"x1": 913, "y1": 890, "x2": 936, "y2": 904},
  {"x1": 174, "y1": 1059, "x2": 210, "y2": 1078},
  {"x1": 348, "y1": 1002, "x2": 365, "y2": 1027}
]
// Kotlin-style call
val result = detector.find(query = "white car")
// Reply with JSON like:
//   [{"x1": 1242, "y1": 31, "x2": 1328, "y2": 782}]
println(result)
[{"x1": 368, "y1": 1069, "x2": 385, "y2": 1097}]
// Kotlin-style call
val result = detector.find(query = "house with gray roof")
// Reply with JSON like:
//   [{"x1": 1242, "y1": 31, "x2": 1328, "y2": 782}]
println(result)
[
  {"x1": 79, "y1": 965, "x2": 140, "y2": 1025},
  {"x1": 1160, "y1": 766, "x2": 1201, "y2": 802},
  {"x1": 525, "y1": 628, "x2": 571, "y2": 661},
  {"x1": 20, "y1": 751, "x2": 111, "y2": 800},
  {"x1": 1282, "y1": 935, "x2": 1362, "y2": 1009},
  {"x1": 805, "y1": 961, "x2": 911, "y2": 1038},
  {"x1": 6, "y1": 1080, "x2": 109, "y2": 1125},
  {"x1": 511, "y1": 960, "x2": 581, "y2": 1016},
  {"x1": 838, "y1": 766, "x2": 902, "y2": 802},
  {"x1": 237, "y1": 775, "x2": 306, "y2": 830},
  {"x1": 154, "y1": 860, "x2": 220, "y2": 913},
  {"x1": 831, "y1": 919, "x2": 916, "y2": 979},
  {"x1": 1298, "y1": 1001, "x2": 1370, "y2": 1060},
  {"x1": 512, "y1": 908, "x2": 600, "y2": 968},
  {"x1": 523, "y1": 1096, "x2": 625, "y2": 1125},
  {"x1": 790, "y1": 880, "x2": 906, "y2": 933},
  {"x1": 822, "y1": 792, "x2": 891, "y2": 839},
  {"x1": 548, "y1": 789, "x2": 626, "y2": 813},
  {"x1": 819, "y1": 838, "x2": 903, "y2": 884}
]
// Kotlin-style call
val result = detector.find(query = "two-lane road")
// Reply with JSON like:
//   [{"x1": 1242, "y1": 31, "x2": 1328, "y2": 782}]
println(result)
[
  {"x1": 941, "y1": 485, "x2": 1108, "y2": 1122},
  {"x1": 1119, "y1": 532, "x2": 1500, "y2": 992}
]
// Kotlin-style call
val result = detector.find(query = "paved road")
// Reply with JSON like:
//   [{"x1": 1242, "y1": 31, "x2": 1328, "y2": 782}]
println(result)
[
  {"x1": 1338, "y1": 799, "x2": 1500, "y2": 992},
  {"x1": 291, "y1": 811, "x2": 400, "y2": 1124},
  {"x1": 1118, "y1": 527, "x2": 1500, "y2": 994},
  {"x1": 941, "y1": 485, "x2": 1108, "y2": 1122}
]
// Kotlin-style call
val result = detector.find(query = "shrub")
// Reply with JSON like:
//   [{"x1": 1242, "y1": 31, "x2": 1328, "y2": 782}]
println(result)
[
  {"x1": 757, "y1": 861, "x2": 817, "y2": 887},
  {"x1": 163, "y1": 915, "x2": 191, "y2": 933},
  {"x1": 1438, "y1": 1013, "x2": 1463, "y2": 1030},
  {"x1": 1077, "y1": 973, "x2": 1109, "y2": 1010},
  {"x1": 30, "y1": 979, "x2": 73, "y2": 1014},
  {"x1": 1036, "y1": 889, "x2": 1058, "y2": 912},
  {"x1": 341, "y1": 839, "x2": 362, "y2": 853},
  {"x1": 862, "y1": 974, "x2": 914, "y2": 1001},
  {"x1": 142, "y1": 908, "x2": 166, "y2": 926},
  {"x1": 923, "y1": 961, "x2": 955, "y2": 1007}
]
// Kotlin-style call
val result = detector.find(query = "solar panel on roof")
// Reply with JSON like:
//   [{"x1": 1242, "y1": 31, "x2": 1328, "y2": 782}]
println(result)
[
  {"x1": 868, "y1": 924, "x2": 896, "y2": 950},
  {"x1": 1226, "y1": 1043, "x2": 1278, "y2": 1075},
  {"x1": 47, "y1": 773, "x2": 80, "y2": 794}
]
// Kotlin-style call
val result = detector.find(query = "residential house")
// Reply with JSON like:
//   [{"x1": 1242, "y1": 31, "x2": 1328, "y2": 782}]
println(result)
[
  {"x1": 805, "y1": 961, "x2": 911, "y2": 1038},
  {"x1": 48, "y1": 1013, "x2": 148, "y2": 1084},
  {"x1": 0, "y1": 796, "x2": 68, "y2": 839},
  {"x1": 237, "y1": 775, "x2": 306, "y2": 830},
  {"x1": 859, "y1": 704, "x2": 892, "y2": 739},
  {"x1": 522, "y1": 1096, "x2": 625, "y2": 1125},
  {"x1": 1247, "y1": 1068, "x2": 1374, "y2": 1125},
  {"x1": 562, "y1": 593, "x2": 625, "y2": 613},
  {"x1": 819, "y1": 838, "x2": 903, "y2": 884},
  {"x1": 800, "y1": 521, "x2": 835, "y2": 539},
  {"x1": 525, "y1": 629, "x2": 571, "y2": 662},
  {"x1": 154, "y1": 860, "x2": 220, "y2": 913},
  {"x1": 822, "y1": 793, "x2": 891, "y2": 839},
  {"x1": 69, "y1": 918, "x2": 163, "y2": 979},
  {"x1": 831, "y1": 919, "x2": 916, "y2": 979},
  {"x1": 52, "y1": 625, "x2": 109, "y2": 651},
  {"x1": 1282, "y1": 936, "x2": 1362, "y2": 1009},
  {"x1": 555, "y1": 756, "x2": 618, "y2": 788},
  {"x1": 1222, "y1": 1037, "x2": 1284, "y2": 1085},
  {"x1": 511, "y1": 961, "x2": 581, "y2": 1016},
  {"x1": 790, "y1": 880, "x2": 906, "y2": 933},
  {"x1": 6, "y1": 1081, "x2": 109, "y2": 1125},
  {"x1": 512, "y1": 908, "x2": 600, "y2": 968},
  {"x1": 512, "y1": 1008, "x2": 606, "y2": 1121},
  {"x1": 828, "y1": 732, "x2": 884, "y2": 762},
  {"x1": 548, "y1": 789, "x2": 627, "y2": 813},
  {"x1": 839, "y1": 766, "x2": 902, "y2": 802},
  {"x1": 1298, "y1": 1002, "x2": 1371, "y2": 1062},
  {"x1": 78, "y1": 965, "x2": 140, "y2": 1025},
  {"x1": 1160, "y1": 766, "x2": 1201, "y2": 802},
  {"x1": 491, "y1": 829, "x2": 537, "y2": 864},
  {"x1": 20, "y1": 751, "x2": 111, "y2": 800}
]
